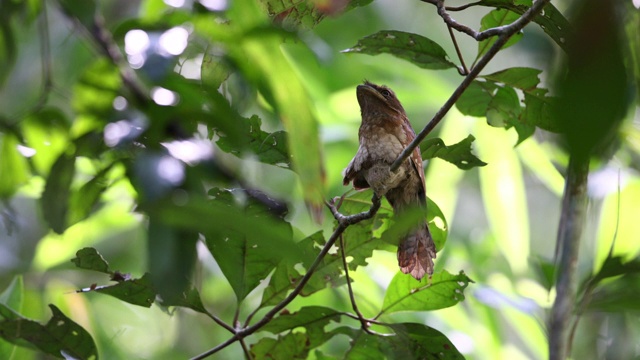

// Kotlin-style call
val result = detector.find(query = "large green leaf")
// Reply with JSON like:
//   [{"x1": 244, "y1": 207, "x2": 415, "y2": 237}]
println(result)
[
  {"x1": 381, "y1": 270, "x2": 472, "y2": 313},
  {"x1": 486, "y1": 86, "x2": 521, "y2": 127},
  {"x1": 482, "y1": 67, "x2": 542, "y2": 91},
  {"x1": 455, "y1": 80, "x2": 497, "y2": 117},
  {"x1": 343, "y1": 30, "x2": 457, "y2": 70},
  {"x1": 476, "y1": 9, "x2": 523, "y2": 60},
  {"x1": 205, "y1": 188, "x2": 291, "y2": 302},
  {"x1": 0, "y1": 277, "x2": 23, "y2": 359},
  {"x1": 421, "y1": 135, "x2": 487, "y2": 170},
  {"x1": 262, "y1": 306, "x2": 342, "y2": 347},
  {"x1": 250, "y1": 332, "x2": 310, "y2": 359},
  {"x1": 0, "y1": 304, "x2": 98, "y2": 359}
]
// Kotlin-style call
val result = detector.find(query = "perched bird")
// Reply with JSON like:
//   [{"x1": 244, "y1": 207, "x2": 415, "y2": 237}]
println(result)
[{"x1": 343, "y1": 81, "x2": 436, "y2": 280}]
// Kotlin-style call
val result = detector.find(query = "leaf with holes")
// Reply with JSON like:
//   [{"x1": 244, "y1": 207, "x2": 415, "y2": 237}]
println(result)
[
  {"x1": 343, "y1": 30, "x2": 457, "y2": 70},
  {"x1": 421, "y1": 135, "x2": 487, "y2": 170},
  {"x1": 381, "y1": 270, "x2": 472, "y2": 313},
  {"x1": 71, "y1": 247, "x2": 111, "y2": 274},
  {"x1": 0, "y1": 304, "x2": 98, "y2": 359}
]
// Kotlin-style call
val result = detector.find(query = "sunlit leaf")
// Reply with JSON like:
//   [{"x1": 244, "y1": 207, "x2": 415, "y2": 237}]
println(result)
[
  {"x1": 0, "y1": 22, "x2": 16, "y2": 87},
  {"x1": 0, "y1": 304, "x2": 98, "y2": 359},
  {"x1": 41, "y1": 152, "x2": 75, "y2": 234},
  {"x1": 381, "y1": 270, "x2": 472, "y2": 313},
  {"x1": 421, "y1": 135, "x2": 487, "y2": 170},
  {"x1": 0, "y1": 133, "x2": 29, "y2": 198},
  {"x1": 72, "y1": 59, "x2": 120, "y2": 117},
  {"x1": 21, "y1": 107, "x2": 70, "y2": 175},
  {"x1": 343, "y1": 30, "x2": 457, "y2": 70},
  {"x1": 71, "y1": 248, "x2": 111, "y2": 274},
  {"x1": 476, "y1": 9, "x2": 523, "y2": 60},
  {"x1": 68, "y1": 164, "x2": 113, "y2": 226}
]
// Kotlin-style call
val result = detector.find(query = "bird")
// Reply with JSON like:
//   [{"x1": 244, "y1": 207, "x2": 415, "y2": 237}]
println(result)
[{"x1": 343, "y1": 81, "x2": 436, "y2": 280}]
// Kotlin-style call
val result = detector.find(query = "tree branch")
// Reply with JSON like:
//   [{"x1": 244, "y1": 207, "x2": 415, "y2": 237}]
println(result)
[
  {"x1": 391, "y1": 0, "x2": 551, "y2": 172},
  {"x1": 549, "y1": 155, "x2": 589, "y2": 360}
]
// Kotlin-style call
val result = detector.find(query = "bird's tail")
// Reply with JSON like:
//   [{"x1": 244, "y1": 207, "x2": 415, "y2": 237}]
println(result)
[{"x1": 397, "y1": 221, "x2": 436, "y2": 281}]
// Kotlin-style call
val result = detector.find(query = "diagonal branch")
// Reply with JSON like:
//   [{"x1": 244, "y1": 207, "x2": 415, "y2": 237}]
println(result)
[{"x1": 391, "y1": 0, "x2": 551, "y2": 172}]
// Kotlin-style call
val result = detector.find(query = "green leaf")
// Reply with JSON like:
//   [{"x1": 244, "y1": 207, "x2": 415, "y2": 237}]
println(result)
[
  {"x1": 216, "y1": 115, "x2": 290, "y2": 168},
  {"x1": 250, "y1": 332, "x2": 310, "y2": 359},
  {"x1": 159, "y1": 287, "x2": 208, "y2": 314},
  {"x1": 343, "y1": 323, "x2": 464, "y2": 359},
  {"x1": 0, "y1": 133, "x2": 30, "y2": 198},
  {"x1": 0, "y1": 22, "x2": 16, "y2": 88},
  {"x1": 522, "y1": 88, "x2": 560, "y2": 133},
  {"x1": 71, "y1": 248, "x2": 111, "y2": 274},
  {"x1": 205, "y1": 188, "x2": 290, "y2": 301},
  {"x1": 21, "y1": 107, "x2": 70, "y2": 175},
  {"x1": 0, "y1": 304, "x2": 98, "y2": 359},
  {"x1": 68, "y1": 164, "x2": 113, "y2": 226},
  {"x1": 381, "y1": 270, "x2": 472, "y2": 314},
  {"x1": 585, "y1": 273, "x2": 640, "y2": 312},
  {"x1": 476, "y1": 0, "x2": 571, "y2": 52},
  {"x1": 262, "y1": 306, "x2": 342, "y2": 347},
  {"x1": 477, "y1": 9, "x2": 523, "y2": 59},
  {"x1": 482, "y1": 67, "x2": 542, "y2": 91},
  {"x1": 41, "y1": 152, "x2": 76, "y2": 234},
  {"x1": 94, "y1": 273, "x2": 156, "y2": 308},
  {"x1": 486, "y1": 86, "x2": 521, "y2": 127},
  {"x1": 0, "y1": 277, "x2": 23, "y2": 360},
  {"x1": 455, "y1": 80, "x2": 497, "y2": 117},
  {"x1": 200, "y1": 52, "x2": 231, "y2": 91},
  {"x1": 343, "y1": 30, "x2": 457, "y2": 70},
  {"x1": 72, "y1": 59, "x2": 120, "y2": 117},
  {"x1": 58, "y1": 0, "x2": 97, "y2": 28},
  {"x1": 421, "y1": 135, "x2": 487, "y2": 170}
]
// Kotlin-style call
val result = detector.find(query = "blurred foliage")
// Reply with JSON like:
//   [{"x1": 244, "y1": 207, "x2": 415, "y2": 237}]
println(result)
[{"x1": 0, "y1": 0, "x2": 639, "y2": 359}]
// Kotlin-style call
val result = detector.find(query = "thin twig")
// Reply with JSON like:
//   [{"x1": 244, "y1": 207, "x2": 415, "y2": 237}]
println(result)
[
  {"x1": 391, "y1": 0, "x2": 550, "y2": 172},
  {"x1": 239, "y1": 339, "x2": 252, "y2": 360},
  {"x1": 447, "y1": 24, "x2": 469, "y2": 75},
  {"x1": 445, "y1": 1, "x2": 482, "y2": 11},
  {"x1": 339, "y1": 234, "x2": 376, "y2": 335}
]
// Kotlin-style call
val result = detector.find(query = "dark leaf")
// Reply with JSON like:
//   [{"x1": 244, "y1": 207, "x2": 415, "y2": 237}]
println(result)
[
  {"x1": 71, "y1": 248, "x2": 111, "y2": 274},
  {"x1": 585, "y1": 274, "x2": 640, "y2": 313},
  {"x1": 262, "y1": 306, "x2": 342, "y2": 347},
  {"x1": 0, "y1": 304, "x2": 98, "y2": 360},
  {"x1": 250, "y1": 332, "x2": 310, "y2": 359},
  {"x1": 382, "y1": 270, "x2": 472, "y2": 313},
  {"x1": 159, "y1": 287, "x2": 208, "y2": 314},
  {"x1": 58, "y1": 0, "x2": 97, "y2": 28},
  {"x1": 421, "y1": 135, "x2": 487, "y2": 170},
  {"x1": 0, "y1": 22, "x2": 16, "y2": 89},
  {"x1": 216, "y1": 115, "x2": 290, "y2": 168},
  {"x1": 41, "y1": 152, "x2": 76, "y2": 234},
  {"x1": 477, "y1": 9, "x2": 523, "y2": 59},
  {"x1": 343, "y1": 30, "x2": 456, "y2": 70},
  {"x1": 522, "y1": 88, "x2": 559, "y2": 133}
]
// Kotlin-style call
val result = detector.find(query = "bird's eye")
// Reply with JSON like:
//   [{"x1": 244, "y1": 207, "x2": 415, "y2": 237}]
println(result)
[{"x1": 380, "y1": 89, "x2": 391, "y2": 97}]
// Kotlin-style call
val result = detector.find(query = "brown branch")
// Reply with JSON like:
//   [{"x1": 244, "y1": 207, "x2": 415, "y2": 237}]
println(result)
[
  {"x1": 447, "y1": 24, "x2": 469, "y2": 75},
  {"x1": 391, "y1": 0, "x2": 551, "y2": 172}
]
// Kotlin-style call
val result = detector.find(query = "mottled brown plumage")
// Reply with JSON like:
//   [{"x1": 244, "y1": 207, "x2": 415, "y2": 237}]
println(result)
[{"x1": 343, "y1": 81, "x2": 436, "y2": 280}]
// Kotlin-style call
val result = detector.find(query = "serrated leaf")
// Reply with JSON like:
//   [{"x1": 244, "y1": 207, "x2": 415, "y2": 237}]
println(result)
[
  {"x1": 381, "y1": 270, "x2": 472, "y2": 313},
  {"x1": 71, "y1": 248, "x2": 111, "y2": 274},
  {"x1": 0, "y1": 133, "x2": 30, "y2": 198},
  {"x1": 0, "y1": 304, "x2": 98, "y2": 360},
  {"x1": 94, "y1": 273, "x2": 156, "y2": 307},
  {"x1": 421, "y1": 135, "x2": 487, "y2": 170},
  {"x1": 477, "y1": 9, "x2": 523, "y2": 59},
  {"x1": 216, "y1": 115, "x2": 290, "y2": 168},
  {"x1": 482, "y1": 67, "x2": 542, "y2": 90},
  {"x1": 343, "y1": 30, "x2": 456, "y2": 70},
  {"x1": 41, "y1": 152, "x2": 75, "y2": 234}
]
